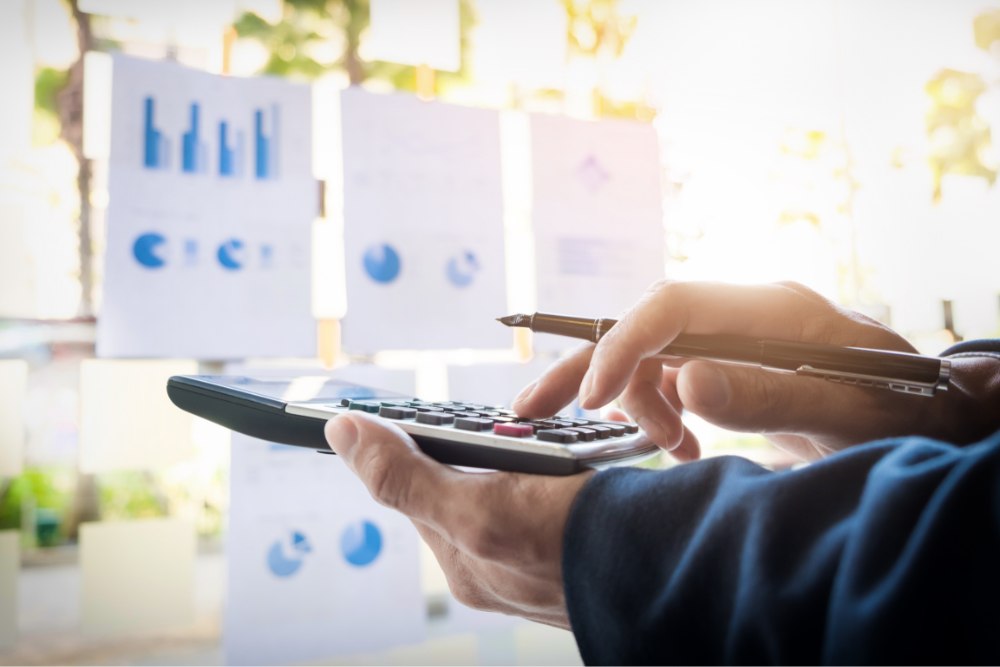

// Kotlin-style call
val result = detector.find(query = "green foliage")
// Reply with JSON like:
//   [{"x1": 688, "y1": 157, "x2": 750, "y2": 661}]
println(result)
[
  {"x1": 35, "y1": 67, "x2": 69, "y2": 116},
  {"x1": 97, "y1": 471, "x2": 169, "y2": 521},
  {"x1": 593, "y1": 91, "x2": 656, "y2": 121},
  {"x1": 973, "y1": 9, "x2": 1000, "y2": 52},
  {"x1": 562, "y1": 0, "x2": 637, "y2": 59},
  {"x1": 0, "y1": 468, "x2": 75, "y2": 545},
  {"x1": 34, "y1": 67, "x2": 70, "y2": 145},
  {"x1": 925, "y1": 67, "x2": 997, "y2": 202},
  {"x1": 234, "y1": 0, "x2": 476, "y2": 93}
]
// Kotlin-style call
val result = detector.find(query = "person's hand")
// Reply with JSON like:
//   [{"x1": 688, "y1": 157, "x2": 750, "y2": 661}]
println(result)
[
  {"x1": 324, "y1": 412, "x2": 591, "y2": 628},
  {"x1": 514, "y1": 280, "x2": 1000, "y2": 461}
]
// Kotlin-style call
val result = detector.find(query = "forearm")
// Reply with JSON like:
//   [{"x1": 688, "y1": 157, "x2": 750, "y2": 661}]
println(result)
[{"x1": 563, "y1": 431, "x2": 1000, "y2": 664}]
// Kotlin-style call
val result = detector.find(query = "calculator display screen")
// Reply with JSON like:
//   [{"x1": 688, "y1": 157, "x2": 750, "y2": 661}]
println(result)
[{"x1": 202, "y1": 376, "x2": 404, "y2": 404}]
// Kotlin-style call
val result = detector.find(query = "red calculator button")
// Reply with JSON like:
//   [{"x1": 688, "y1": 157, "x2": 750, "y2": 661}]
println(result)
[{"x1": 494, "y1": 423, "x2": 534, "y2": 438}]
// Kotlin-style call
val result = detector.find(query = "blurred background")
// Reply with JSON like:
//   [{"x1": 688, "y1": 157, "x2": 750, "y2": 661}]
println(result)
[{"x1": 1, "y1": 0, "x2": 998, "y2": 664}]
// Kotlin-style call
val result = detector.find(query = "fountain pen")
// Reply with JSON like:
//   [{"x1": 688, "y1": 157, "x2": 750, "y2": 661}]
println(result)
[{"x1": 498, "y1": 312, "x2": 951, "y2": 397}]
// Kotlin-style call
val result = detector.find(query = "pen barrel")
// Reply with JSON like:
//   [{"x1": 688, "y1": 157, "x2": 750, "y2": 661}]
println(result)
[
  {"x1": 530, "y1": 313, "x2": 604, "y2": 341},
  {"x1": 759, "y1": 339, "x2": 943, "y2": 385}
]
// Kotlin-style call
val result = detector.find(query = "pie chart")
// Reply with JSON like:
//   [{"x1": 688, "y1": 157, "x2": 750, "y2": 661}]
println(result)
[
  {"x1": 340, "y1": 519, "x2": 382, "y2": 567},
  {"x1": 362, "y1": 243, "x2": 401, "y2": 284}
]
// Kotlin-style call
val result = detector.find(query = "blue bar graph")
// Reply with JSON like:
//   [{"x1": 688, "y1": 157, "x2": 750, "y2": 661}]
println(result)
[
  {"x1": 142, "y1": 97, "x2": 281, "y2": 180},
  {"x1": 254, "y1": 105, "x2": 280, "y2": 180},
  {"x1": 181, "y1": 103, "x2": 207, "y2": 174},
  {"x1": 218, "y1": 121, "x2": 245, "y2": 177},
  {"x1": 142, "y1": 97, "x2": 170, "y2": 170}
]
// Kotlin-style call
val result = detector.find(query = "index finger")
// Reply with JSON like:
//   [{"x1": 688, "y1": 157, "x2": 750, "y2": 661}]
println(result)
[{"x1": 579, "y1": 281, "x2": 824, "y2": 409}]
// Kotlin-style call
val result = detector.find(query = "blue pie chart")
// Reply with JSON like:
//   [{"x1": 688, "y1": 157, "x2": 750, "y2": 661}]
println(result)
[
  {"x1": 340, "y1": 520, "x2": 382, "y2": 567},
  {"x1": 362, "y1": 243, "x2": 401, "y2": 284},
  {"x1": 267, "y1": 530, "x2": 312, "y2": 578},
  {"x1": 133, "y1": 232, "x2": 167, "y2": 269},
  {"x1": 217, "y1": 238, "x2": 246, "y2": 271},
  {"x1": 446, "y1": 250, "x2": 480, "y2": 288}
]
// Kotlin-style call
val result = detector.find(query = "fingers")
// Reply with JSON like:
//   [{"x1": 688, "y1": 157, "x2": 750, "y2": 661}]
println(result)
[
  {"x1": 617, "y1": 361, "x2": 701, "y2": 461},
  {"x1": 619, "y1": 358, "x2": 683, "y2": 450},
  {"x1": 325, "y1": 412, "x2": 462, "y2": 526},
  {"x1": 513, "y1": 344, "x2": 594, "y2": 419},
  {"x1": 580, "y1": 281, "x2": 822, "y2": 410},
  {"x1": 675, "y1": 360, "x2": 911, "y2": 448}
]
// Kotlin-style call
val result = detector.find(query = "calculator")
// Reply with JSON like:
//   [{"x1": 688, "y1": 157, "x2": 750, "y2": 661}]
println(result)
[{"x1": 166, "y1": 375, "x2": 659, "y2": 475}]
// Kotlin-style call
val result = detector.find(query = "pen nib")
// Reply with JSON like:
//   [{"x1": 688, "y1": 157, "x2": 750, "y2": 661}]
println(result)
[{"x1": 497, "y1": 314, "x2": 531, "y2": 328}]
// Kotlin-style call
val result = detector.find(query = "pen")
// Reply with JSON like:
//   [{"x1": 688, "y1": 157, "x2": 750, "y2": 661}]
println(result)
[{"x1": 497, "y1": 312, "x2": 952, "y2": 397}]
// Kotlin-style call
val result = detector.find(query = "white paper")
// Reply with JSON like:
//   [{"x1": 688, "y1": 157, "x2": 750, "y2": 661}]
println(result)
[
  {"x1": 79, "y1": 359, "x2": 197, "y2": 473},
  {"x1": 368, "y1": 0, "x2": 461, "y2": 72},
  {"x1": 514, "y1": 623, "x2": 583, "y2": 665},
  {"x1": 0, "y1": 0, "x2": 32, "y2": 161},
  {"x1": 0, "y1": 531, "x2": 16, "y2": 649},
  {"x1": 0, "y1": 360, "x2": 27, "y2": 477},
  {"x1": 98, "y1": 54, "x2": 316, "y2": 359},
  {"x1": 340, "y1": 89, "x2": 509, "y2": 353},
  {"x1": 80, "y1": 518, "x2": 196, "y2": 637},
  {"x1": 530, "y1": 114, "x2": 665, "y2": 351},
  {"x1": 225, "y1": 434, "x2": 426, "y2": 664},
  {"x1": 473, "y1": 0, "x2": 567, "y2": 88}
]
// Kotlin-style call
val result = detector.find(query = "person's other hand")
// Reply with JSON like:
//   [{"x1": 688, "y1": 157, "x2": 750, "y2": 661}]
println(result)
[
  {"x1": 324, "y1": 412, "x2": 591, "y2": 628},
  {"x1": 513, "y1": 280, "x2": 1000, "y2": 461}
]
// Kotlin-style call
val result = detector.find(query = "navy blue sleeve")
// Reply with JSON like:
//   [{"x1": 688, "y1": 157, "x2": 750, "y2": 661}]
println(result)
[{"x1": 563, "y1": 430, "x2": 1000, "y2": 665}]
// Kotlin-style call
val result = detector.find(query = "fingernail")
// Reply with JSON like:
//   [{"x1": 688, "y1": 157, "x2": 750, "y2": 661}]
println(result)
[
  {"x1": 324, "y1": 415, "x2": 359, "y2": 456},
  {"x1": 579, "y1": 370, "x2": 596, "y2": 407},
  {"x1": 513, "y1": 381, "x2": 537, "y2": 406},
  {"x1": 697, "y1": 364, "x2": 731, "y2": 410}
]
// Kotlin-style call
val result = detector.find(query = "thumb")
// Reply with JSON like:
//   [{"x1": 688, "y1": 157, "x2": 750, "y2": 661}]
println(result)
[{"x1": 676, "y1": 360, "x2": 892, "y2": 445}]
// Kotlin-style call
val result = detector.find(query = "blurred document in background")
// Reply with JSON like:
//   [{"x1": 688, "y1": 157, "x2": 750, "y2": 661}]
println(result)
[
  {"x1": 340, "y1": 89, "x2": 508, "y2": 352},
  {"x1": 0, "y1": 360, "x2": 27, "y2": 477},
  {"x1": 0, "y1": 531, "x2": 16, "y2": 649},
  {"x1": 80, "y1": 518, "x2": 196, "y2": 637},
  {"x1": 97, "y1": 54, "x2": 316, "y2": 359},
  {"x1": 79, "y1": 359, "x2": 196, "y2": 473},
  {"x1": 226, "y1": 435, "x2": 425, "y2": 665},
  {"x1": 530, "y1": 115, "x2": 665, "y2": 350}
]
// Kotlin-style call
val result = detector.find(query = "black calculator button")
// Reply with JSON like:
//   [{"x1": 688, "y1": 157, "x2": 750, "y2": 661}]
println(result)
[
  {"x1": 587, "y1": 425, "x2": 613, "y2": 439},
  {"x1": 603, "y1": 424, "x2": 627, "y2": 437},
  {"x1": 417, "y1": 411, "x2": 455, "y2": 426},
  {"x1": 621, "y1": 423, "x2": 639, "y2": 434},
  {"x1": 455, "y1": 417, "x2": 494, "y2": 431},
  {"x1": 340, "y1": 398, "x2": 352, "y2": 407},
  {"x1": 349, "y1": 401, "x2": 381, "y2": 413},
  {"x1": 379, "y1": 406, "x2": 417, "y2": 420},
  {"x1": 565, "y1": 427, "x2": 597, "y2": 441},
  {"x1": 536, "y1": 429, "x2": 579, "y2": 444}
]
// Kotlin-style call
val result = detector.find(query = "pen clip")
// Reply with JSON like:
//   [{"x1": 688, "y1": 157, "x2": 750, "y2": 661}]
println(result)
[{"x1": 794, "y1": 364, "x2": 948, "y2": 397}]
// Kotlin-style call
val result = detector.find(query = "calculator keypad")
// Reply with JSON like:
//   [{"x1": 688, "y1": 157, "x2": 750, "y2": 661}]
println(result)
[{"x1": 338, "y1": 398, "x2": 641, "y2": 447}]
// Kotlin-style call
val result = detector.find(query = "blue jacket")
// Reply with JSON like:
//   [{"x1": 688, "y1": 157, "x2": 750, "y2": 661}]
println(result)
[{"x1": 563, "y1": 341, "x2": 1000, "y2": 664}]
